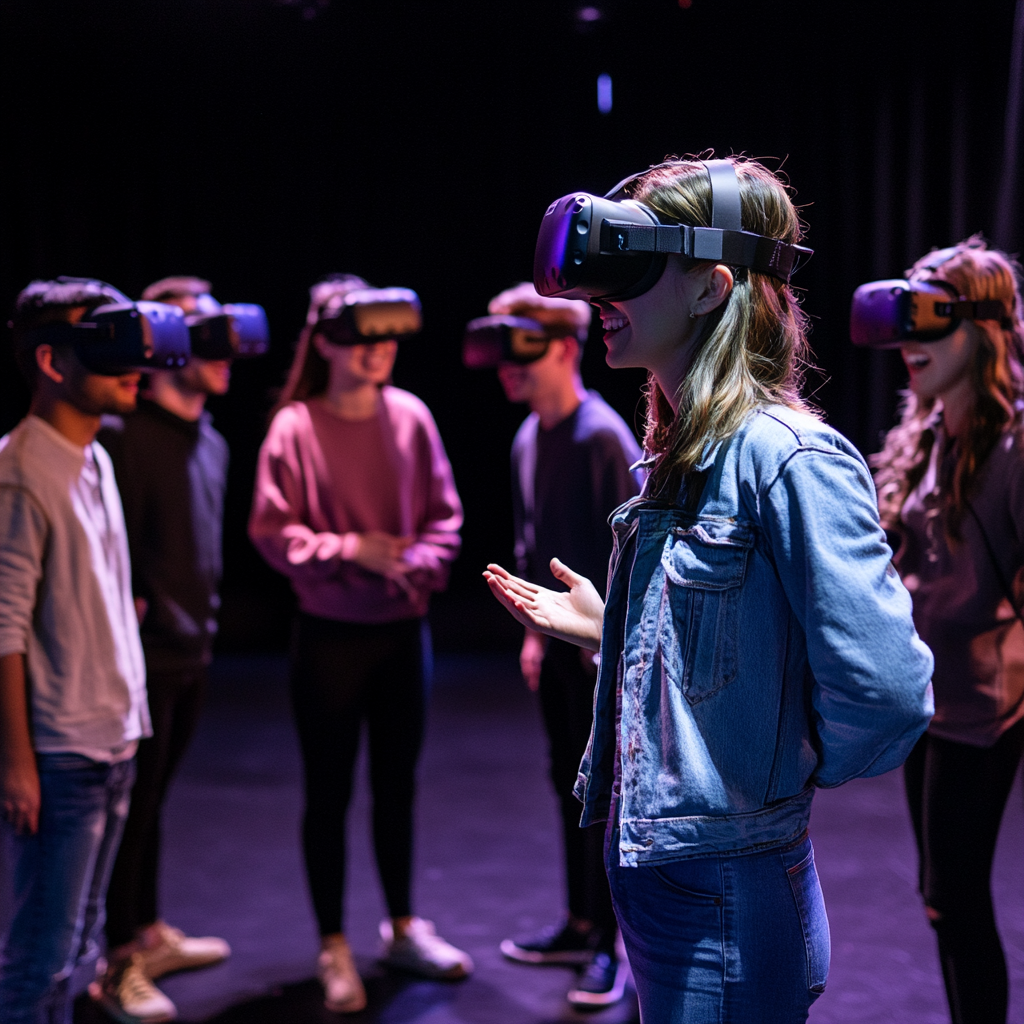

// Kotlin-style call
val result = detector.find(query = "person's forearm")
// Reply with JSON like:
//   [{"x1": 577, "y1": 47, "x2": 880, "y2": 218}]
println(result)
[{"x1": 0, "y1": 653, "x2": 34, "y2": 770}]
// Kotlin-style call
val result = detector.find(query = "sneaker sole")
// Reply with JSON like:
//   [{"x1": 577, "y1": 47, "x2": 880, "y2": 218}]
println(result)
[
  {"x1": 94, "y1": 992, "x2": 177, "y2": 1024},
  {"x1": 567, "y1": 959, "x2": 629, "y2": 1007},
  {"x1": 499, "y1": 939, "x2": 594, "y2": 966},
  {"x1": 381, "y1": 955, "x2": 471, "y2": 980},
  {"x1": 324, "y1": 992, "x2": 368, "y2": 1014}
]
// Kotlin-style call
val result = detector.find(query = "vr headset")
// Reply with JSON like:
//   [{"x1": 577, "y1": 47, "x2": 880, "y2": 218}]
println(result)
[
  {"x1": 30, "y1": 302, "x2": 191, "y2": 376},
  {"x1": 186, "y1": 302, "x2": 271, "y2": 360},
  {"x1": 533, "y1": 159, "x2": 813, "y2": 301},
  {"x1": 462, "y1": 315, "x2": 555, "y2": 368},
  {"x1": 314, "y1": 287, "x2": 422, "y2": 345},
  {"x1": 850, "y1": 247, "x2": 1014, "y2": 348}
]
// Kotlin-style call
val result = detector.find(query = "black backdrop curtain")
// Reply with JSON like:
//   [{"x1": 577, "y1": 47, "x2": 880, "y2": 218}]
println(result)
[{"x1": 1, "y1": 0, "x2": 1020, "y2": 649}]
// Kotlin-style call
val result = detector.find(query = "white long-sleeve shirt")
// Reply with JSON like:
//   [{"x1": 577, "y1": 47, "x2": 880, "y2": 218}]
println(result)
[{"x1": 0, "y1": 416, "x2": 149, "y2": 759}]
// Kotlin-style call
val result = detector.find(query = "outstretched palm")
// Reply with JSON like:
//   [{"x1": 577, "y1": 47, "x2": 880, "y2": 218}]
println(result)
[{"x1": 483, "y1": 558, "x2": 605, "y2": 652}]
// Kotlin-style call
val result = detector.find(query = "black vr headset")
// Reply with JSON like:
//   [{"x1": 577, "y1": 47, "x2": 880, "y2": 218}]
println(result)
[
  {"x1": 462, "y1": 315, "x2": 557, "y2": 368},
  {"x1": 27, "y1": 301, "x2": 191, "y2": 376},
  {"x1": 850, "y1": 247, "x2": 1014, "y2": 348},
  {"x1": 184, "y1": 296, "x2": 270, "y2": 360},
  {"x1": 314, "y1": 288, "x2": 422, "y2": 345},
  {"x1": 533, "y1": 159, "x2": 813, "y2": 301}
]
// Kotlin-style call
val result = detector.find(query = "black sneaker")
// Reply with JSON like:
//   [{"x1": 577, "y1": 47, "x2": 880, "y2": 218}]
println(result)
[
  {"x1": 499, "y1": 921, "x2": 595, "y2": 965},
  {"x1": 567, "y1": 952, "x2": 628, "y2": 1007}
]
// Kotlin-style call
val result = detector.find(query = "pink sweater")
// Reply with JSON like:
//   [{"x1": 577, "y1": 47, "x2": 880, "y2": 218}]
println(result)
[{"x1": 249, "y1": 388, "x2": 462, "y2": 623}]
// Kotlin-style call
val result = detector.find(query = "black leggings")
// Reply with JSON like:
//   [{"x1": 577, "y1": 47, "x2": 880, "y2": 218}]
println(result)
[
  {"x1": 106, "y1": 667, "x2": 207, "y2": 947},
  {"x1": 290, "y1": 613, "x2": 427, "y2": 936},
  {"x1": 903, "y1": 718, "x2": 1024, "y2": 1024},
  {"x1": 538, "y1": 639, "x2": 617, "y2": 942}
]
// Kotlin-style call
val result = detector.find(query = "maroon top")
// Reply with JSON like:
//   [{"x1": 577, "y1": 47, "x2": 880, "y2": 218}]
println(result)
[
  {"x1": 897, "y1": 414, "x2": 1024, "y2": 746},
  {"x1": 249, "y1": 388, "x2": 462, "y2": 623}
]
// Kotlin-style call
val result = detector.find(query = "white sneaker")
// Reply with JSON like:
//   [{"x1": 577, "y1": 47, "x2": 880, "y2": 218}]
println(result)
[
  {"x1": 379, "y1": 918, "x2": 474, "y2": 980},
  {"x1": 137, "y1": 920, "x2": 231, "y2": 979},
  {"x1": 94, "y1": 953, "x2": 177, "y2": 1023},
  {"x1": 317, "y1": 936, "x2": 368, "y2": 1014}
]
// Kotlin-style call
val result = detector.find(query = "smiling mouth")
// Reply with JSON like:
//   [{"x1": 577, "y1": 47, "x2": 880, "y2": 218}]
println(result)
[{"x1": 601, "y1": 314, "x2": 629, "y2": 335}]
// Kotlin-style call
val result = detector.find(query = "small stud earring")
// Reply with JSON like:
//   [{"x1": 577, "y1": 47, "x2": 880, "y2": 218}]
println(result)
[{"x1": 689, "y1": 311, "x2": 696, "y2": 320}]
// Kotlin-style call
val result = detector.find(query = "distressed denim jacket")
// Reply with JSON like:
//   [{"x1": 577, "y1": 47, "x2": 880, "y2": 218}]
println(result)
[{"x1": 575, "y1": 406, "x2": 934, "y2": 867}]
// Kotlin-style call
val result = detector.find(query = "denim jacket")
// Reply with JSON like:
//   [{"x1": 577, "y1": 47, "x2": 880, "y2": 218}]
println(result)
[{"x1": 575, "y1": 406, "x2": 934, "y2": 866}]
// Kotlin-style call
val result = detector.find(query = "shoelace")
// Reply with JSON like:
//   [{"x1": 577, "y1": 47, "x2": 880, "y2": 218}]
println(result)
[{"x1": 118, "y1": 962, "x2": 159, "y2": 1002}]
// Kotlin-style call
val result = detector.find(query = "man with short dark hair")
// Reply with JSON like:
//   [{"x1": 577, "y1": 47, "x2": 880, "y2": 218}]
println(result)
[
  {"x1": 487, "y1": 283, "x2": 643, "y2": 1008},
  {"x1": 97, "y1": 276, "x2": 235, "y2": 1021},
  {"x1": 0, "y1": 278, "x2": 150, "y2": 1023}
]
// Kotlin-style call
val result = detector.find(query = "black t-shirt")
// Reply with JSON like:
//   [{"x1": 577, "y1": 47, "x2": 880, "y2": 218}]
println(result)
[
  {"x1": 98, "y1": 398, "x2": 229, "y2": 672},
  {"x1": 510, "y1": 391, "x2": 643, "y2": 593}
]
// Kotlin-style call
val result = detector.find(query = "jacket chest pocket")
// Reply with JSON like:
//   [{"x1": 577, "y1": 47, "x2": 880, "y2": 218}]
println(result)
[{"x1": 658, "y1": 523, "x2": 752, "y2": 705}]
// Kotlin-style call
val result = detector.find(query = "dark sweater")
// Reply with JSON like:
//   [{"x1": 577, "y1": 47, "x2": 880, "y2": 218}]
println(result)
[
  {"x1": 511, "y1": 391, "x2": 643, "y2": 593},
  {"x1": 99, "y1": 398, "x2": 229, "y2": 672}
]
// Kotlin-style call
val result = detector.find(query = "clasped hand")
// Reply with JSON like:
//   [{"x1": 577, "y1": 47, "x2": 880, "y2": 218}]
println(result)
[
  {"x1": 353, "y1": 532, "x2": 424, "y2": 601},
  {"x1": 483, "y1": 559, "x2": 605, "y2": 652}
]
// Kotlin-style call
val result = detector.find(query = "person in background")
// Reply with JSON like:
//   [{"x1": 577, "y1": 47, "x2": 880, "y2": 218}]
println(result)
[
  {"x1": 0, "y1": 278, "x2": 148, "y2": 1023},
  {"x1": 484, "y1": 283, "x2": 642, "y2": 1008},
  {"x1": 872, "y1": 239, "x2": 1024, "y2": 1024},
  {"x1": 96, "y1": 277, "x2": 235, "y2": 1022},
  {"x1": 248, "y1": 274, "x2": 469, "y2": 1015}
]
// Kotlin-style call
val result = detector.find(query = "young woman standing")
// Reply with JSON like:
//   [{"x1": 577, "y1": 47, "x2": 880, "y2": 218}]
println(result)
[
  {"x1": 485, "y1": 157, "x2": 934, "y2": 1022},
  {"x1": 872, "y1": 240, "x2": 1024, "y2": 1024},
  {"x1": 249, "y1": 275, "x2": 470, "y2": 1014}
]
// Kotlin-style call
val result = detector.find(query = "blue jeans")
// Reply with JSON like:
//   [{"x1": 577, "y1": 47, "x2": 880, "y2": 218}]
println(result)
[
  {"x1": 0, "y1": 754, "x2": 135, "y2": 1024},
  {"x1": 606, "y1": 828, "x2": 829, "y2": 1023}
]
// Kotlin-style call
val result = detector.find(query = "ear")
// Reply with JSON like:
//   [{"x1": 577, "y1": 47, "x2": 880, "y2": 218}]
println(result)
[
  {"x1": 692, "y1": 264, "x2": 735, "y2": 317},
  {"x1": 35, "y1": 344, "x2": 65, "y2": 385},
  {"x1": 311, "y1": 332, "x2": 332, "y2": 360},
  {"x1": 553, "y1": 336, "x2": 579, "y2": 365}
]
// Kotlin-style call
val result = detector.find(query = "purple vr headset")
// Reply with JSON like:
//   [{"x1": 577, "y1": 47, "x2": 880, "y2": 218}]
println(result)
[
  {"x1": 533, "y1": 159, "x2": 813, "y2": 301},
  {"x1": 315, "y1": 287, "x2": 422, "y2": 345},
  {"x1": 185, "y1": 295, "x2": 270, "y2": 360},
  {"x1": 27, "y1": 300, "x2": 191, "y2": 376},
  {"x1": 850, "y1": 248, "x2": 1013, "y2": 348}
]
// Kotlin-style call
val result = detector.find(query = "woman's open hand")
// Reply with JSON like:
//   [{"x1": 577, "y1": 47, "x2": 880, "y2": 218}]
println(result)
[{"x1": 484, "y1": 559, "x2": 604, "y2": 652}]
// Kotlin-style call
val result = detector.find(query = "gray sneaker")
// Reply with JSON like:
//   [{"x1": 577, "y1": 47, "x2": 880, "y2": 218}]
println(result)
[{"x1": 379, "y1": 918, "x2": 473, "y2": 980}]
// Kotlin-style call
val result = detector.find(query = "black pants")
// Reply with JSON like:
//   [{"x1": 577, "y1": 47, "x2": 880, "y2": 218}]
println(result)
[
  {"x1": 903, "y1": 718, "x2": 1024, "y2": 1024},
  {"x1": 538, "y1": 639, "x2": 617, "y2": 942},
  {"x1": 106, "y1": 667, "x2": 207, "y2": 948},
  {"x1": 290, "y1": 613, "x2": 427, "y2": 936}
]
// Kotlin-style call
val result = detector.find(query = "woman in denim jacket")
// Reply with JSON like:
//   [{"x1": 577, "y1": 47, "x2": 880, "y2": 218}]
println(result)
[
  {"x1": 486, "y1": 157, "x2": 934, "y2": 1022},
  {"x1": 872, "y1": 240, "x2": 1024, "y2": 1024}
]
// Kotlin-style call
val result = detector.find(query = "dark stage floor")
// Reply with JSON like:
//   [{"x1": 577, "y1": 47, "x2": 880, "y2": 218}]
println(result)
[{"x1": 71, "y1": 652, "x2": 1023, "y2": 1024}]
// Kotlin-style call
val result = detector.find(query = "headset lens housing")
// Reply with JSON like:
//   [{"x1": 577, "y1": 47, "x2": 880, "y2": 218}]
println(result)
[
  {"x1": 316, "y1": 287, "x2": 422, "y2": 345},
  {"x1": 72, "y1": 301, "x2": 191, "y2": 375},
  {"x1": 462, "y1": 315, "x2": 552, "y2": 368}
]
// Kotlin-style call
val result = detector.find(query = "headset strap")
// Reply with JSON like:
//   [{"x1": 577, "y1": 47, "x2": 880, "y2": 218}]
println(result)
[
  {"x1": 600, "y1": 220, "x2": 811, "y2": 283},
  {"x1": 943, "y1": 298, "x2": 1013, "y2": 327},
  {"x1": 601, "y1": 158, "x2": 810, "y2": 282},
  {"x1": 705, "y1": 160, "x2": 742, "y2": 231}
]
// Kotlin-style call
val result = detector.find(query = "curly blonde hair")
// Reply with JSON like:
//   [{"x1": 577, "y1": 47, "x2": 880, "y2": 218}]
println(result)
[
  {"x1": 872, "y1": 237, "x2": 1024, "y2": 538},
  {"x1": 631, "y1": 156, "x2": 815, "y2": 496}
]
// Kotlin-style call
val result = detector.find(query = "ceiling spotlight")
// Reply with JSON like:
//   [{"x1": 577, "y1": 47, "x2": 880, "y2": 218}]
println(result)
[{"x1": 577, "y1": 6, "x2": 603, "y2": 23}]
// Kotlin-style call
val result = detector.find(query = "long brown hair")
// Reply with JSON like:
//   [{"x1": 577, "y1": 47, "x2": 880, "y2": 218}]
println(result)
[
  {"x1": 271, "y1": 273, "x2": 368, "y2": 419},
  {"x1": 872, "y1": 238, "x2": 1024, "y2": 538},
  {"x1": 631, "y1": 156, "x2": 814, "y2": 497}
]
